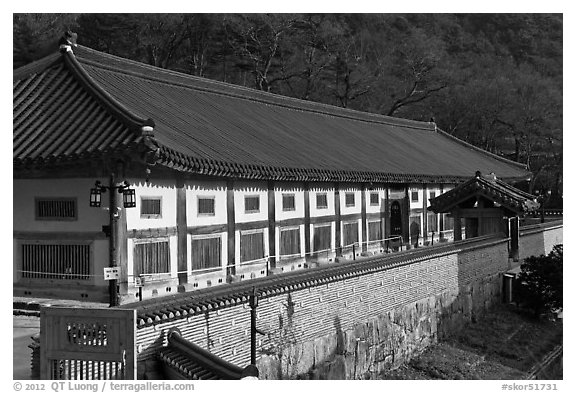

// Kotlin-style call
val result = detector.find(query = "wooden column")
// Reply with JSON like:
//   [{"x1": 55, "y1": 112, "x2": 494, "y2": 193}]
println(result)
[
  {"x1": 422, "y1": 184, "x2": 428, "y2": 242},
  {"x1": 176, "y1": 178, "x2": 188, "y2": 285},
  {"x1": 383, "y1": 187, "x2": 390, "y2": 240},
  {"x1": 226, "y1": 179, "x2": 236, "y2": 277},
  {"x1": 453, "y1": 208, "x2": 462, "y2": 241},
  {"x1": 403, "y1": 186, "x2": 410, "y2": 243},
  {"x1": 304, "y1": 182, "x2": 311, "y2": 258},
  {"x1": 439, "y1": 184, "x2": 444, "y2": 236},
  {"x1": 267, "y1": 181, "x2": 276, "y2": 269},
  {"x1": 334, "y1": 183, "x2": 342, "y2": 257},
  {"x1": 361, "y1": 184, "x2": 367, "y2": 253}
]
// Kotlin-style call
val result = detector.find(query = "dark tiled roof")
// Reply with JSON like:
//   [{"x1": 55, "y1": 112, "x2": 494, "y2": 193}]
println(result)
[
  {"x1": 428, "y1": 174, "x2": 540, "y2": 214},
  {"x1": 14, "y1": 45, "x2": 530, "y2": 183},
  {"x1": 158, "y1": 330, "x2": 243, "y2": 380}
]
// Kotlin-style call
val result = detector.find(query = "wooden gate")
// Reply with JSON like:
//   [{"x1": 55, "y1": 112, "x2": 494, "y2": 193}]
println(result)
[{"x1": 40, "y1": 306, "x2": 136, "y2": 380}]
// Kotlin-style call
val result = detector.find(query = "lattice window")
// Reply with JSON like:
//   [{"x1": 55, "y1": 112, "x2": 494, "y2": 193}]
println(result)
[
  {"x1": 282, "y1": 194, "x2": 295, "y2": 211},
  {"x1": 343, "y1": 221, "x2": 359, "y2": 246},
  {"x1": 244, "y1": 196, "x2": 260, "y2": 213},
  {"x1": 280, "y1": 227, "x2": 300, "y2": 257},
  {"x1": 444, "y1": 215, "x2": 454, "y2": 231},
  {"x1": 197, "y1": 196, "x2": 215, "y2": 216},
  {"x1": 191, "y1": 236, "x2": 221, "y2": 270},
  {"x1": 411, "y1": 191, "x2": 419, "y2": 202},
  {"x1": 35, "y1": 198, "x2": 77, "y2": 221},
  {"x1": 316, "y1": 193, "x2": 328, "y2": 209},
  {"x1": 370, "y1": 192, "x2": 380, "y2": 206},
  {"x1": 427, "y1": 212, "x2": 438, "y2": 233},
  {"x1": 313, "y1": 224, "x2": 331, "y2": 252},
  {"x1": 240, "y1": 231, "x2": 265, "y2": 262},
  {"x1": 133, "y1": 240, "x2": 170, "y2": 275},
  {"x1": 368, "y1": 220, "x2": 382, "y2": 241},
  {"x1": 140, "y1": 197, "x2": 162, "y2": 218},
  {"x1": 345, "y1": 192, "x2": 355, "y2": 207},
  {"x1": 21, "y1": 243, "x2": 90, "y2": 280},
  {"x1": 429, "y1": 191, "x2": 436, "y2": 200}
]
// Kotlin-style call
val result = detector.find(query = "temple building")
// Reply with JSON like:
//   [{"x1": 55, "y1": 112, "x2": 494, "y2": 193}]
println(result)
[{"x1": 13, "y1": 39, "x2": 530, "y2": 304}]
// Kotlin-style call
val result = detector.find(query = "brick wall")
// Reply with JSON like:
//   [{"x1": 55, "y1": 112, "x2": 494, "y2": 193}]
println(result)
[
  {"x1": 135, "y1": 221, "x2": 562, "y2": 379},
  {"x1": 136, "y1": 234, "x2": 515, "y2": 379}
]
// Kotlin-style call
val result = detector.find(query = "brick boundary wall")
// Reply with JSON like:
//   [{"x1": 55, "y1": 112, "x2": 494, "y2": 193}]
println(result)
[
  {"x1": 136, "y1": 235, "x2": 514, "y2": 379},
  {"x1": 135, "y1": 222, "x2": 562, "y2": 379}
]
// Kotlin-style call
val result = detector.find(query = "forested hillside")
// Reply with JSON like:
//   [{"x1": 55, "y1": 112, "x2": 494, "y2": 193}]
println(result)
[{"x1": 13, "y1": 14, "x2": 562, "y2": 204}]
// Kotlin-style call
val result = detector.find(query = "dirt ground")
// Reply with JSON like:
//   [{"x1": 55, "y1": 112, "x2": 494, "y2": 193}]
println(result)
[{"x1": 380, "y1": 304, "x2": 563, "y2": 380}]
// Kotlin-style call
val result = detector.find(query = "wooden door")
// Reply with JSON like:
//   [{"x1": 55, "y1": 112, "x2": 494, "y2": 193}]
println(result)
[{"x1": 390, "y1": 201, "x2": 402, "y2": 237}]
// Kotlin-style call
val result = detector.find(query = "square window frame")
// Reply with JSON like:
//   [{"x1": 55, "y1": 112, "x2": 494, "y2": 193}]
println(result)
[
  {"x1": 345, "y1": 192, "x2": 356, "y2": 207},
  {"x1": 316, "y1": 192, "x2": 328, "y2": 209},
  {"x1": 369, "y1": 192, "x2": 380, "y2": 206},
  {"x1": 282, "y1": 193, "x2": 296, "y2": 212},
  {"x1": 197, "y1": 195, "x2": 216, "y2": 217},
  {"x1": 244, "y1": 195, "x2": 261, "y2": 214},
  {"x1": 140, "y1": 196, "x2": 163, "y2": 219}
]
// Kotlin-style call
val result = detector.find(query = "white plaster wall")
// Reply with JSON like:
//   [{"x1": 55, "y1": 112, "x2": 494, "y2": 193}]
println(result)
[
  {"x1": 340, "y1": 185, "x2": 362, "y2": 216},
  {"x1": 409, "y1": 184, "x2": 424, "y2": 210},
  {"x1": 309, "y1": 184, "x2": 335, "y2": 218},
  {"x1": 185, "y1": 180, "x2": 227, "y2": 227},
  {"x1": 275, "y1": 183, "x2": 305, "y2": 221},
  {"x1": 126, "y1": 179, "x2": 177, "y2": 230},
  {"x1": 366, "y1": 187, "x2": 386, "y2": 215},
  {"x1": 234, "y1": 181, "x2": 268, "y2": 224},
  {"x1": 13, "y1": 178, "x2": 109, "y2": 232}
]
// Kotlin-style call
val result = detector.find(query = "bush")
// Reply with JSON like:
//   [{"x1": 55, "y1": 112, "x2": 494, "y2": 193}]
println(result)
[{"x1": 514, "y1": 244, "x2": 562, "y2": 317}]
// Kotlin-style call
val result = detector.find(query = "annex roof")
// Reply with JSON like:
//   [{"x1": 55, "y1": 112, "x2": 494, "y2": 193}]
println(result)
[
  {"x1": 13, "y1": 44, "x2": 530, "y2": 183},
  {"x1": 428, "y1": 172, "x2": 540, "y2": 214}
]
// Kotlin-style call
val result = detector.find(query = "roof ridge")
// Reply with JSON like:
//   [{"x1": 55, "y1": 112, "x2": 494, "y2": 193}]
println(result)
[
  {"x1": 435, "y1": 127, "x2": 528, "y2": 172},
  {"x1": 61, "y1": 49, "x2": 155, "y2": 132},
  {"x1": 74, "y1": 45, "x2": 435, "y2": 131},
  {"x1": 13, "y1": 52, "x2": 62, "y2": 81}
]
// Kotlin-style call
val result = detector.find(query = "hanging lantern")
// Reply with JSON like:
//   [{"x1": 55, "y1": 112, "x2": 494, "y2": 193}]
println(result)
[
  {"x1": 122, "y1": 187, "x2": 137, "y2": 208},
  {"x1": 90, "y1": 183, "x2": 102, "y2": 207}
]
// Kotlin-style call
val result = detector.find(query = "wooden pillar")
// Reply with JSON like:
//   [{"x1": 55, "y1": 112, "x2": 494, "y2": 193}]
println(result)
[
  {"x1": 383, "y1": 187, "x2": 390, "y2": 240},
  {"x1": 422, "y1": 184, "x2": 428, "y2": 242},
  {"x1": 361, "y1": 184, "x2": 367, "y2": 253},
  {"x1": 439, "y1": 184, "x2": 444, "y2": 236},
  {"x1": 403, "y1": 186, "x2": 410, "y2": 243},
  {"x1": 267, "y1": 181, "x2": 276, "y2": 269},
  {"x1": 453, "y1": 208, "x2": 462, "y2": 241},
  {"x1": 226, "y1": 179, "x2": 236, "y2": 277},
  {"x1": 176, "y1": 178, "x2": 188, "y2": 285},
  {"x1": 304, "y1": 182, "x2": 311, "y2": 258},
  {"x1": 334, "y1": 183, "x2": 342, "y2": 257}
]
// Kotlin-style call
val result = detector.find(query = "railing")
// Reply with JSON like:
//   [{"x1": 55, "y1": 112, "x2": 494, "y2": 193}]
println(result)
[{"x1": 40, "y1": 307, "x2": 136, "y2": 380}]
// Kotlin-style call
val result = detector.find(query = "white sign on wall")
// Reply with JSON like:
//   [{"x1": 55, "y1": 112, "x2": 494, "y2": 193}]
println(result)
[{"x1": 103, "y1": 267, "x2": 120, "y2": 280}]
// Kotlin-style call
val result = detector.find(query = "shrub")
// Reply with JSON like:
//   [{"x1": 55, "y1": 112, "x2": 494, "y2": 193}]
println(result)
[{"x1": 514, "y1": 244, "x2": 562, "y2": 317}]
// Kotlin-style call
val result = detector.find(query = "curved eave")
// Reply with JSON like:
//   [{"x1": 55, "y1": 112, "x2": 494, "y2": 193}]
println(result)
[
  {"x1": 62, "y1": 49, "x2": 155, "y2": 131},
  {"x1": 154, "y1": 145, "x2": 529, "y2": 184}
]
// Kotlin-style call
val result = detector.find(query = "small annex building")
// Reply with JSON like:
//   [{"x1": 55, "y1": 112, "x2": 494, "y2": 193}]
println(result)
[{"x1": 13, "y1": 38, "x2": 531, "y2": 304}]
